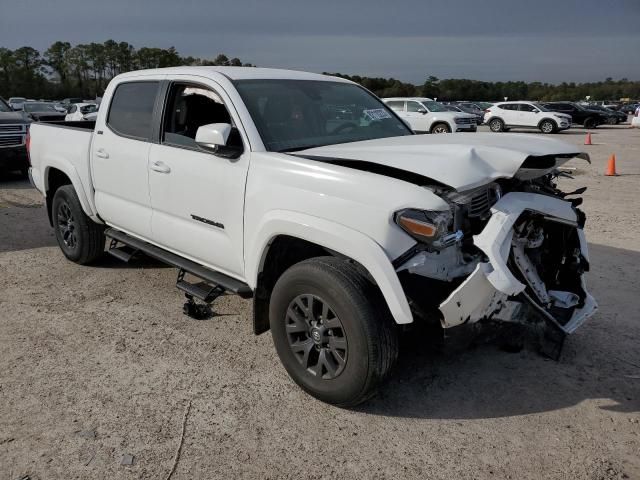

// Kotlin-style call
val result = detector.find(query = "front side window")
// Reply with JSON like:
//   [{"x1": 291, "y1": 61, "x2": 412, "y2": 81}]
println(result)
[
  {"x1": 107, "y1": 81, "x2": 159, "y2": 140},
  {"x1": 234, "y1": 79, "x2": 412, "y2": 152},
  {"x1": 23, "y1": 102, "x2": 57, "y2": 113},
  {"x1": 161, "y1": 83, "x2": 240, "y2": 150},
  {"x1": 406, "y1": 101, "x2": 424, "y2": 112}
]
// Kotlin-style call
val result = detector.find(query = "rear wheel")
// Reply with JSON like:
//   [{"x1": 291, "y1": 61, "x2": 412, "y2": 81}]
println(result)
[
  {"x1": 606, "y1": 117, "x2": 617, "y2": 125},
  {"x1": 489, "y1": 118, "x2": 505, "y2": 132},
  {"x1": 269, "y1": 257, "x2": 398, "y2": 407},
  {"x1": 539, "y1": 120, "x2": 556, "y2": 134},
  {"x1": 52, "y1": 185, "x2": 105, "y2": 264},
  {"x1": 430, "y1": 123, "x2": 451, "y2": 134}
]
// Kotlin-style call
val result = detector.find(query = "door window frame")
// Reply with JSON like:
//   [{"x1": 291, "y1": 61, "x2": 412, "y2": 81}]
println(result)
[{"x1": 157, "y1": 79, "x2": 246, "y2": 155}]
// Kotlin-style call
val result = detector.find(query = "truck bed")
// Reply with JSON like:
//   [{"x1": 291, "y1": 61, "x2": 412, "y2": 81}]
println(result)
[{"x1": 29, "y1": 121, "x2": 97, "y2": 217}]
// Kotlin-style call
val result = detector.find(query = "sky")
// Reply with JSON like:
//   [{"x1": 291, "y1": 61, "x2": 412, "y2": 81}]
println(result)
[{"x1": 1, "y1": 0, "x2": 639, "y2": 84}]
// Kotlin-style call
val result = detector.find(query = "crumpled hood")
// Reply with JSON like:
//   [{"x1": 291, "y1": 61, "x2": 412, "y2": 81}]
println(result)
[{"x1": 298, "y1": 133, "x2": 587, "y2": 191}]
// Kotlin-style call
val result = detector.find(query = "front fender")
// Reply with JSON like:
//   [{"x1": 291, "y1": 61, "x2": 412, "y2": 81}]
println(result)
[{"x1": 246, "y1": 210, "x2": 414, "y2": 324}]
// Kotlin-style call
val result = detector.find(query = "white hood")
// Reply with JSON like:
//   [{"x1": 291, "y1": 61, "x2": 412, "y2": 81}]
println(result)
[{"x1": 298, "y1": 133, "x2": 587, "y2": 191}]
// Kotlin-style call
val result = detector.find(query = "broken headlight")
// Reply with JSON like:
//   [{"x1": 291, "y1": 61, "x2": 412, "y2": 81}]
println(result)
[{"x1": 394, "y1": 208, "x2": 462, "y2": 250}]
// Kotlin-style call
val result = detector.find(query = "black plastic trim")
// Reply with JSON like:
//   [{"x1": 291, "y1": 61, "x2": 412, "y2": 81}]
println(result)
[{"x1": 105, "y1": 228, "x2": 252, "y2": 297}]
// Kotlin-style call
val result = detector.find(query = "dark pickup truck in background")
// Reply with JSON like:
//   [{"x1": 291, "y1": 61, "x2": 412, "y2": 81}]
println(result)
[
  {"x1": 0, "y1": 97, "x2": 31, "y2": 177},
  {"x1": 540, "y1": 101, "x2": 613, "y2": 128}
]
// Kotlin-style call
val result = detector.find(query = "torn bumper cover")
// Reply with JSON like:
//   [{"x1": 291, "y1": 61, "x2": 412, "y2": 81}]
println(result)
[{"x1": 439, "y1": 192, "x2": 597, "y2": 334}]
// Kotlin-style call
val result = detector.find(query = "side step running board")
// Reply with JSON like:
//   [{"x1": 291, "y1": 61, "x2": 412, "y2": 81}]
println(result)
[{"x1": 104, "y1": 228, "x2": 253, "y2": 298}]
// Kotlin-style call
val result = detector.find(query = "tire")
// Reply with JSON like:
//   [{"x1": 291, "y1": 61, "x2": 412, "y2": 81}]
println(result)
[
  {"x1": 430, "y1": 122, "x2": 451, "y2": 134},
  {"x1": 269, "y1": 256, "x2": 398, "y2": 407},
  {"x1": 584, "y1": 117, "x2": 597, "y2": 129},
  {"x1": 539, "y1": 119, "x2": 556, "y2": 134},
  {"x1": 489, "y1": 118, "x2": 505, "y2": 132},
  {"x1": 52, "y1": 185, "x2": 105, "y2": 265},
  {"x1": 606, "y1": 117, "x2": 617, "y2": 125}
]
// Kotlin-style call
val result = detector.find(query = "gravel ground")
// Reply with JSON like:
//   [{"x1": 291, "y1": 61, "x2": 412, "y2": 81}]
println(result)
[{"x1": 1, "y1": 124, "x2": 639, "y2": 479}]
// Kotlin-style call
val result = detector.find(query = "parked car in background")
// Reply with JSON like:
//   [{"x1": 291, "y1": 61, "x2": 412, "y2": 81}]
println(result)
[
  {"x1": 584, "y1": 105, "x2": 628, "y2": 124},
  {"x1": 484, "y1": 101, "x2": 572, "y2": 133},
  {"x1": 0, "y1": 97, "x2": 31, "y2": 176},
  {"x1": 384, "y1": 97, "x2": 477, "y2": 133},
  {"x1": 619, "y1": 103, "x2": 639, "y2": 115},
  {"x1": 540, "y1": 102, "x2": 610, "y2": 129},
  {"x1": 61, "y1": 97, "x2": 84, "y2": 107},
  {"x1": 443, "y1": 104, "x2": 484, "y2": 125},
  {"x1": 449, "y1": 103, "x2": 485, "y2": 124},
  {"x1": 8, "y1": 97, "x2": 27, "y2": 111},
  {"x1": 65, "y1": 103, "x2": 99, "y2": 121},
  {"x1": 22, "y1": 102, "x2": 67, "y2": 122}
]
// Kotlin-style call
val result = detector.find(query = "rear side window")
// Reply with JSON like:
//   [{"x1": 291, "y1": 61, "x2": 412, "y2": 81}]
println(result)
[
  {"x1": 107, "y1": 81, "x2": 159, "y2": 140},
  {"x1": 498, "y1": 104, "x2": 517, "y2": 110}
]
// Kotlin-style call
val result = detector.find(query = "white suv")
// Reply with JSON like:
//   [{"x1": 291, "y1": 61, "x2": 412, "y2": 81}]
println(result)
[
  {"x1": 484, "y1": 101, "x2": 572, "y2": 134},
  {"x1": 383, "y1": 97, "x2": 477, "y2": 133}
]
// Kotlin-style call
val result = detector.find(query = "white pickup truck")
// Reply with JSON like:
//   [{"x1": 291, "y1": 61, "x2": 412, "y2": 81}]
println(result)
[{"x1": 28, "y1": 67, "x2": 597, "y2": 406}]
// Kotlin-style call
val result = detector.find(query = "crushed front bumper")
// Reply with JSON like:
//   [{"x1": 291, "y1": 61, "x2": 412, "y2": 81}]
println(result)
[{"x1": 439, "y1": 192, "x2": 597, "y2": 334}]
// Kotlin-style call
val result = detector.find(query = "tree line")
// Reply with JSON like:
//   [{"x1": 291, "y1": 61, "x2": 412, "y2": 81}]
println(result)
[
  {"x1": 325, "y1": 73, "x2": 640, "y2": 102},
  {"x1": 0, "y1": 40, "x2": 253, "y2": 99},
  {"x1": 2, "y1": 40, "x2": 638, "y2": 102}
]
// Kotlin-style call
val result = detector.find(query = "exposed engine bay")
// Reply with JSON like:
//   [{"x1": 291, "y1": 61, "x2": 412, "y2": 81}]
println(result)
[{"x1": 396, "y1": 164, "x2": 597, "y2": 353}]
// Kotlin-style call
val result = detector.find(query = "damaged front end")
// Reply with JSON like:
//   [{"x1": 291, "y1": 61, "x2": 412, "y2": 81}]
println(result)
[{"x1": 396, "y1": 164, "x2": 597, "y2": 356}]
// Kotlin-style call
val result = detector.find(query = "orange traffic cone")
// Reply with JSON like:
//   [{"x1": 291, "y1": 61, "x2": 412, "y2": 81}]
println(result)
[
  {"x1": 605, "y1": 154, "x2": 617, "y2": 176},
  {"x1": 584, "y1": 133, "x2": 592, "y2": 145}
]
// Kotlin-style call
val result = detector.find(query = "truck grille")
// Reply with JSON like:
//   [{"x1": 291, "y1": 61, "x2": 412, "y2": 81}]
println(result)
[
  {"x1": 468, "y1": 185, "x2": 501, "y2": 218},
  {"x1": 0, "y1": 135, "x2": 24, "y2": 147},
  {"x1": 456, "y1": 118, "x2": 475, "y2": 125},
  {"x1": 0, "y1": 124, "x2": 25, "y2": 133}
]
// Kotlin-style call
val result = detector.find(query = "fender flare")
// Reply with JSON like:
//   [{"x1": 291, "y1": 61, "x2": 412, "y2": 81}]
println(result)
[
  {"x1": 246, "y1": 210, "x2": 414, "y2": 324},
  {"x1": 43, "y1": 159, "x2": 96, "y2": 219}
]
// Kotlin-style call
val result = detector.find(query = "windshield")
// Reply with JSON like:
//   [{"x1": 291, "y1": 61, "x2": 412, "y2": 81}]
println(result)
[
  {"x1": 233, "y1": 79, "x2": 412, "y2": 152},
  {"x1": 422, "y1": 101, "x2": 448, "y2": 112},
  {"x1": 23, "y1": 102, "x2": 57, "y2": 113}
]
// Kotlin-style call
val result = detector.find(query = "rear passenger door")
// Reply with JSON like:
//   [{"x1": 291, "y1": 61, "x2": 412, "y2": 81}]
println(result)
[
  {"x1": 497, "y1": 104, "x2": 519, "y2": 125},
  {"x1": 92, "y1": 80, "x2": 162, "y2": 239}
]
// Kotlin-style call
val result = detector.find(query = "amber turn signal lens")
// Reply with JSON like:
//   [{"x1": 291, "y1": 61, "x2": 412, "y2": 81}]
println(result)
[{"x1": 397, "y1": 216, "x2": 437, "y2": 238}]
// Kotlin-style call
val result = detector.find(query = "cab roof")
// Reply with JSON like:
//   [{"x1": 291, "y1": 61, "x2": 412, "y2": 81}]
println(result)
[{"x1": 116, "y1": 66, "x2": 352, "y2": 83}]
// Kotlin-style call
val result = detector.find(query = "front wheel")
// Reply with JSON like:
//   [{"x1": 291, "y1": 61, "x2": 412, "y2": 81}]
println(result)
[
  {"x1": 489, "y1": 118, "x2": 505, "y2": 132},
  {"x1": 52, "y1": 185, "x2": 105, "y2": 264},
  {"x1": 269, "y1": 257, "x2": 398, "y2": 407},
  {"x1": 584, "y1": 117, "x2": 598, "y2": 129},
  {"x1": 539, "y1": 120, "x2": 556, "y2": 134},
  {"x1": 430, "y1": 122, "x2": 451, "y2": 134}
]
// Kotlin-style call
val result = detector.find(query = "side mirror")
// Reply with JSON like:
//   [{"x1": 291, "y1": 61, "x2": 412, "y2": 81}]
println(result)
[
  {"x1": 417, "y1": 108, "x2": 427, "y2": 114},
  {"x1": 195, "y1": 123, "x2": 243, "y2": 159},
  {"x1": 533, "y1": 109, "x2": 540, "y2": 113}
]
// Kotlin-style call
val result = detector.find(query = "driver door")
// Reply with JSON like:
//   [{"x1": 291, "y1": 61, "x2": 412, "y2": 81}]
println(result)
[
  {"x1": 147, "y1": 80, "x2": 250, "y2": 278},
  {"x1": 404, "y1": 101, "x2": 427, "y2": 132}
]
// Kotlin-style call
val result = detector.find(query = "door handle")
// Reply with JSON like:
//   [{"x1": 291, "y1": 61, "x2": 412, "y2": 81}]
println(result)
[
  {"x1": 150, "y1": 161, "x2": 171, "y2": 174},
  {"x1": 95, "y1": 148, "x2": 109, "y2": 159}
]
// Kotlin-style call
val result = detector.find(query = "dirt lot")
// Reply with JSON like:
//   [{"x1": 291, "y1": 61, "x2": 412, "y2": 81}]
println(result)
[{"x1": 1, "y1": 125, "x2": 639, "y2": 479}]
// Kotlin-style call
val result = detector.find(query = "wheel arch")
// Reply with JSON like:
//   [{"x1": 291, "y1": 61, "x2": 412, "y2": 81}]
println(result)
[
  {"x1": 247, "y1": 212, "x2": 414, "y2": 334},
  {"x1": 43, "y1": 160, "x2": 97, "y2": 227},
  {"x1": 537, "y1": 117, "x2": 558, "y2": 129}
]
